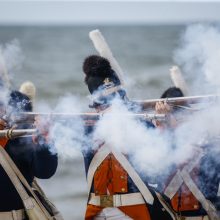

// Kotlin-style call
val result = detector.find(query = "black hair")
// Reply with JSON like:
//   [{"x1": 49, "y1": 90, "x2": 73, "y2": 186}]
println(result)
[{"x1": 161, "y1": 87, "x2": 184, "y2": 98}]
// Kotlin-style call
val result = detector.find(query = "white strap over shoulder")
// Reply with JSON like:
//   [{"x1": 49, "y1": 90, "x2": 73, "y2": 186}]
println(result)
[
  {"x1": 163, "y1": 149, "x2": 219, "y2": 219},
  {"x1": 0, "y1": 146, "x2": 51, "y2": 219},
  {"x1": 164, "y1": 169, "x2": 183, "y2": 200},
  {"x1": 180, "y1": 169, "x2": 218, "y2": 220},
  {"x1": 87, "y1": 144, "x2": 111, "y2": 194},
  {"x1": 0, "y1": 147, "x2": 34, "y2": 209},
  {"x1": 164, "y1": 149, "x2": 204, "y2": 199},
  {"x1": 87, "y1": 143, "x2": 154, "y2": 205},
  {"x1": 111, "y1": 148, "x2": 154, "y2": 205}
]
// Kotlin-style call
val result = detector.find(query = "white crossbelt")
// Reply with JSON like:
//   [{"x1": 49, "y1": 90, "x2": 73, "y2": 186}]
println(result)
[
  {"x1": 0, "y1": 209, "x2": 25, "y2": 220},
  {"x1": 87, "y1": 144, "x2": 111, "y2": 195},
  {"x1": 89, "y1": 192, "x2": 145, "y2": 207},
  {"x1": 163, "y1": 149, "x2": 219, "y2": 220},
  {"x1": 182, "y1": 216, "x2": 209, "y2": 220},
  {"x1": 87, "y1": 144, "x2": 154, "y2": 205},
  {"x1": 164, "y1": 149, "x2": 204, "y2": 199},
  {"x1": 111, "y1": 148, "x2": 154, "y2": 205},
  {"x1": 180, "y1": 169, "x2": 218, "y2": 220}
]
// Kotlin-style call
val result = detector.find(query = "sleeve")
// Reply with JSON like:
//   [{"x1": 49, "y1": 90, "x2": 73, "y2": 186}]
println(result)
[
  {"x1": 142, "y1": 120, "x2": 156, "y2": 129},
  {"x1": 32, "y1": 138, "x2": 58, "y2": 179},
  {"x1": 199, "y1": 152, "x2": 220, "y2": 210}
]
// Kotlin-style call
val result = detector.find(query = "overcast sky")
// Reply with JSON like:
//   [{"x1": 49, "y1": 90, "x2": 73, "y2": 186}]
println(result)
[{"x1": 0, "y1": 1, "x2": 220, "y2": 25}]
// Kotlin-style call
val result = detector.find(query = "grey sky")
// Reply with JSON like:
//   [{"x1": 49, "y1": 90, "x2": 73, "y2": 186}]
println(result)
[{"x1": 0, "y1": 1, "x2": 220, "y2": 25}]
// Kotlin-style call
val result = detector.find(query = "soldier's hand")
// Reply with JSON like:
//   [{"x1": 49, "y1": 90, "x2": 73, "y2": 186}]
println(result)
[
  {"x1": 33, "y1": 115, "x2": 50, "y2": 144},
  {"x1": 154, "y1": 101, "x2": 177, "y2": 128},
  {"x1": 155, "y1": 101, "x2": 172, "y2": 114},
  {"x1": 0, "y1": 118, "x2": 7, "y2": 130}
]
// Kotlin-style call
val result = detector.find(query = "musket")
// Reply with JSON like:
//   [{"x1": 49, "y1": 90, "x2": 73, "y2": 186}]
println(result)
[
  {"x1": 5, "y1": 94, "x2": 219, "y2": 127},
  {"x1": 0, "y1": 128, "x2": 37, "y2": 139},
  {"x1": 1, "y1": 113, "x2": 166, "y2": 139},
  {"x1": 6, "y1": 94, "x2": 219, "y2": 125},
  {"x1": 135, "y1": 94, "x2": 220, "y2": 110},
  {"x1": 13, "y1": 112, "x2": 167, "y2": 124}
]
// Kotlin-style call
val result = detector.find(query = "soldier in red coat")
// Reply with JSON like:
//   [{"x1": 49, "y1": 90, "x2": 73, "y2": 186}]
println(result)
[
  {"x1": 155, "y1": 87, "x2": 220, "y2": 220},
  {"x1": 82, "y1": 55, "x2": 175, "y2": 220}
]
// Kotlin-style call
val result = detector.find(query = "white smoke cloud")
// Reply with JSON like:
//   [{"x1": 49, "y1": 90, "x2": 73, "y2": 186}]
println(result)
[
  {"x1": 173, "y1": 24, "x2": 220, "y2": 153},
  {"x1": 84, "y1": 24, "x2": 220, "y2": 178},
  {"x1": 174, "y1": 24, "x2": 220, "y2": 94},
  {"x1": 0, "y1": 39, "x2": 24, "y2": 107},
  {"x1": 87, "y1": 97, "x2": 220, "y2": 179},
  {"x1": 92, "y1": 98, "x2": 172, "y2": 175},
  {"x1": 163, "y1": 24, "x2": 220, "y2": 179},
  {"x1": 47, "y1": 94, "x2": 88, "y2": 159},
  {"x1": 0, "y1": 39, "x2": 24, "y2": 86},
  {"x1": 41, "y1": 24, "x2": 220, "y2": 179},
  {"x1": 3, "y1": 24, "x2": 218, "y2": 184}
]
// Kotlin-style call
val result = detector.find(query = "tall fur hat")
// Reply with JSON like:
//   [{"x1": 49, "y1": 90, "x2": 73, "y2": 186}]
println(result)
[
  {"x1": 9, "y1": 90, "x2": 32, "y2": 112},
  {"x1": 82, "y1": 55, "x2": 126, "y2": 107},
  {"x1": 83, "y1": 55, "x2": 120, "y2": 94}
]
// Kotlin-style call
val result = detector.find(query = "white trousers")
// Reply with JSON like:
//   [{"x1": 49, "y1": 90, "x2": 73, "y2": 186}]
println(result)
[{"x1": 94, "y1": 207, "x2": 133, "y2": 220}]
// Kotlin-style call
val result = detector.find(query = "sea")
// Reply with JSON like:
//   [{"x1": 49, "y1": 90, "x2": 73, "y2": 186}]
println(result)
[{"x1": 0, "y1": 24, "x2": 187, "y2": 220}]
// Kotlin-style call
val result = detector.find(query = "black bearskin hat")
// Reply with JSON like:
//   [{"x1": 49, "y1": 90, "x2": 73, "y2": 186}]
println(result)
[
  {"x1": 82, "y1": 55, "x2": 126, "y2": 107},
  {"x1": 83, "y1": 55, "x2": 111, "y2": 81},
  {"x1": 83, "y1": 55, "x2": 121, "y2": 94},
  {"x1": 8, "y1": 90, "x2": 32, "y2": 112}
]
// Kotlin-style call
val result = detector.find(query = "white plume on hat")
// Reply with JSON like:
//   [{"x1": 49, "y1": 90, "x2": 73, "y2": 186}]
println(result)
[
  {"x1": 19, "y1": 81, "x2": 36, "y2": 101},
  {"x1": 89, "y1": 29, "x2": 125, "y2": 86},
  {"x1": 170, "y1": 65, "x2": 189, "y2": 96}
]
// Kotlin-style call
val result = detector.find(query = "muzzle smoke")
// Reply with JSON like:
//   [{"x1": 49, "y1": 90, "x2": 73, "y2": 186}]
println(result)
[
  {"x1": 40, "y1": 24, "x2": 220, "y2": 181},
  {"x1": 2, "y1": 26, "x2": 220, "y2": 180}
]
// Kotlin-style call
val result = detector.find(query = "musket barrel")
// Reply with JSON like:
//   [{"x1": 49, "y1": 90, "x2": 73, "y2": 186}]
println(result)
[
  {"x1": 12, "y1": 112, "x2": 166, "y2": 125},
  {"x1": 16, "y1": 112, "x2": 100, "y2": 121},
  {"x1": 0, "y1": 114, "x2": 166, "y2": 139},
  {"x1": 135, "y1": 94, "x2": 220, "y2": 109},
  {"x1": 6, "y1": 95, "x2": 219, "y2": 126},
  {"x1": 0, "y1": 129, "x2": 37, "y2": 139}
]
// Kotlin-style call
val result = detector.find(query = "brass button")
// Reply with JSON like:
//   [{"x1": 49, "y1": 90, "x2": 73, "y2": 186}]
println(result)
[
  {"x1": 194, "y1": 205, "x2": 198, "y2": 209},
  {"x1": 120, "y1": 176, "x2": 124, "y2": 179},
  {"x1": 121, "y1": 188, "x2": 125, "y2": 192}
]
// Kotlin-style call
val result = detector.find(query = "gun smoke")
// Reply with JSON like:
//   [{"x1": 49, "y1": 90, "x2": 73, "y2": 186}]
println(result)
[
  {"x1": 45, "y1": 25, "x2": 220, "y2": 184},
  {"x1": 0, "y1": 39, "x2": 24, "y2": 86},
  {"x1": 174, "y1": 24, "x2": 220, "y2": 94},
  {"x1": 1, "y1": 25, "x2": 220, "y2": 186}
]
